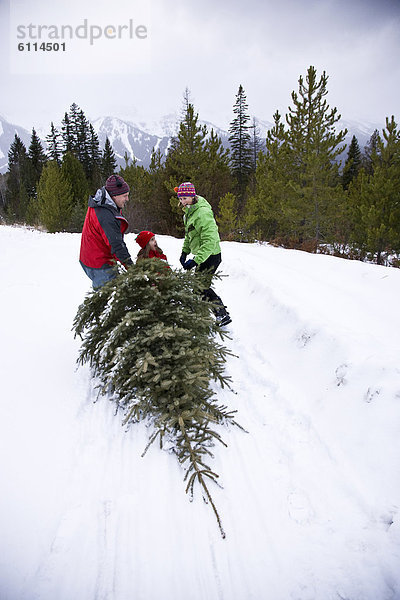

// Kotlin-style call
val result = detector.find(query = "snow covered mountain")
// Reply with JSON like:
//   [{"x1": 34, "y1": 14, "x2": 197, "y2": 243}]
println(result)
[
  {"x1": 1, "y1": 226, "x2": 399, "y2": 600},
  {"x1": 0, "y1": 113, "x2": 384, "y2": 174},
  {"x1": 340, "y1": 118, "x2": 384, "y2": 152},
  {"x1": 91, "y1": 116, "x2": 171, "y2": 169}
]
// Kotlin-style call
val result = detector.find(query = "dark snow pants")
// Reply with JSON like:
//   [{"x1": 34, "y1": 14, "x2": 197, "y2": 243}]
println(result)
[{"x1": 197, "y1": 253, "x2": 226, "y2": 308}]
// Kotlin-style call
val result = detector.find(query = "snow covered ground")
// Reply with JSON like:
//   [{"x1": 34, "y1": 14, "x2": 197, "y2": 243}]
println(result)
[{"x1": 1, "y1": 225, "x2": 400, "y2": 600}]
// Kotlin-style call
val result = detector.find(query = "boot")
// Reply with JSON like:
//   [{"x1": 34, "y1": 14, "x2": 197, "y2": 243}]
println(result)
[{"x1": 214, "y1": 305, "x2": 232, "y2": 327}]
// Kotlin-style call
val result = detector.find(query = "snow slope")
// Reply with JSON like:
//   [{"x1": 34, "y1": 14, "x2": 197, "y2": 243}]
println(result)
[{"x1": 0, "y1": 226, "x2": 399, "y2": 600}]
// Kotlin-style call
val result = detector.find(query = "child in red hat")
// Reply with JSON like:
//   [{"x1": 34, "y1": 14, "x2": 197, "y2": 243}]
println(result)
[{"x1": 135, "y1": 231, "x2": 168, "y2": 262}]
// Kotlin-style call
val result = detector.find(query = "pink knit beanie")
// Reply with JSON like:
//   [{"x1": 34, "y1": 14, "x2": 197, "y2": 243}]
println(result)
[{"x1": 174, "y1": 182, "x2": 196, "y2": 198}]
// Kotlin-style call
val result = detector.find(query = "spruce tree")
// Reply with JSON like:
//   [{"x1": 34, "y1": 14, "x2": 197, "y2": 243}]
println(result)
[
  {"x1": 88, "y1": 123, "x2": 102, "y2": 188},
  {"x1": 37, "y1": 160, "x2": 73, "y2": 233},
  {"x1": 228, "y1": 85, "x2": 252, "y2": 209},
  {"x1": 101, "y1": 137, "x2": 117, "y2": 179},
  {"x1": 6, "y1": 135, "x2": 30, "y2": 222},
  {"x1": 61, "y1": 104, "x2": 86, "y2": 159},
  {"x1": 28, "y1": 128, "x2": 47, "y2": 195},
  {"x1": 68, "y1": 102, "x2": 81, "y2": 136},
  {"x1": 8, "y1": 135, "x2": 28, "y2": 170},
  {"x1": 73, "y1": 261, "x2": 239, "y2": 538},
  {"x1": 60, "y1": 104, "x2": 100, "y2": 184},
  {"x1": 61, "y1": 112, "x2": 74, "y2": 154},
  {"x1": 75, "y1": 109, "x2": 91, "y2": 176},
  {"x1": 342, "y1": 135, "x2": 362, "y2": 190},
  {"x1": 46, "y1": 122, "x2": 62, "y2": 165}
]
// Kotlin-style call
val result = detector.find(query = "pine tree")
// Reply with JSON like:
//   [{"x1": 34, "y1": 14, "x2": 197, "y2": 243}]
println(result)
[
  {"x1": 165, "y1": 93, "x2": 207, "y2": 183},
  {"x1": 68, "y1": 102, "x2": 81, "y2": 137},
  {"x1": 6, "y1": 134, "x2": 30, "y2": 222},
  {"x1": 73, "y1": 261, "x2": 239, "y2": 538},
  {"x1": 362, "y1": 129, "x2": 380, "y2": 175},
  {"x1": 61, "y1": 151, "x2": 90, "y2": 232},
  {"x1": 284, "y1": 65, "x2": 347, "y2": 246},
  {"x1": 0, "y1": 173, "x2": 7, "y2": 214},
  {"x1": 46, "y1": 122, "x2": 62, "y2": 165},
  {"x1": 216, "y1": 192, "x2": 238, "y2": 240},
  {"x1": 342, "y1": 135, "x2": 362, "y2": 190},
  {"x1": 142, "y1": 148, "x2": 176, "y2": 234},
  {"x1": 88, "y1": 123, "x2": 102, "y2": 187},
  {"x1": 200, "y1": 128, "x2": 233, "y2": 213},
  {"x1": 61, "y1": 112, "x2": 74, "y2": 154},
  {"x1": 28, "y1": 128, "x2": 47, "y2": 195},
  {"x1": 7, "y1": 134, "x2": 28, "y2": 169},
  {"x1": 37, "y1": 160, "x2": 73, "y2": 233},
  {"x1": 60, "y1": 104, "x2": 100, "y2": 185},
  {"x1": 101, "y1": 137, "x2": 117, "y2": 179},
  {"x1": 123, "y1": 151, "x2": 131, "y2": 168},
  {"x1": 249, "y1": 117, "x2": 264, "y2": 173},
  {"x1": 149, "y1": 147, "x2": 164, "y2": 174},
  {"x1": 349, "y1": 116, "x2": 400, "y2": 264},
  {"x1": 75, "y1": 109, "x2": 91, "y2": 176},
  {"x1": 228, "y1": 85, "x2": 252, "y2": 208},
  {"x1": 25, "y1": 193, "x2": 40, "y2": 227},
  {"x1": 164, "y1": 91, "x2": 208, "y2": 232},
  {"x1": 245, "y1": 110, "x2": 290, "y2": 242},
  {"x1": 119, "y1": 162, "x2": 153, "y2": 232}
]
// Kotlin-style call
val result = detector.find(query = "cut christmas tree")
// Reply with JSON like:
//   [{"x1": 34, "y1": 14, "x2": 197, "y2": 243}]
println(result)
[{"x1": 73, "y1": 260, "x2": 240, "y2": 538}]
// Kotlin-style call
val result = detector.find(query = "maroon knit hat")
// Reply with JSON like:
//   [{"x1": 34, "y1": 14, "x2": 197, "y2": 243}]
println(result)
[
  {"x1": 135, "y1": 230, "x2": 155, "y2": 249},
  {"x1": 105, "y1": 174, "x2": 130, "y2": 197},
  {"x1": 174, "y1": 182, "x2": 196, "y2": 198}
]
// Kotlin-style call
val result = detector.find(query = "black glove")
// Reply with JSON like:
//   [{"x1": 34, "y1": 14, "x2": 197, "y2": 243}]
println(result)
[
  {"x1": 179, "y1": 252, "x2": 187, "y2": 267},
  {"x1": 183, "y1": 259, "x2": 197, "y2": 270}
]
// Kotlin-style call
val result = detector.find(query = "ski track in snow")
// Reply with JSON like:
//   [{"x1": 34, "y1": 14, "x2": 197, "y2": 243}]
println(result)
[{"x1": 1, "y1": 227, "x2": 400, "y2": 600}]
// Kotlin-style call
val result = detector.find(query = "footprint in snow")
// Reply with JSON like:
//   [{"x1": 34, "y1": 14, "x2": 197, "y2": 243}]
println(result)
[
  {"x1": 287, "y1": 490, "x2": 315, "y2": 525},
  {"x1": 380, "y1": 505, "x2": 398, "y2": 531},
  {"x1": 335, "y1": 363, "x2": 348, "y2": 386},
  {"x1": 364, "y1": 387, "x2": 381, "y2": 403},
  {"x1": 296, "y1": 329, "x2": 317, "y2": 348}
]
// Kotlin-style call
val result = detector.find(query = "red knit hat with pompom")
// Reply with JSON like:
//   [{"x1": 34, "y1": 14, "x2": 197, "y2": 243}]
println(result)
[{"x1": 135, "y1": 231, "x2": 155, "y2": 249}]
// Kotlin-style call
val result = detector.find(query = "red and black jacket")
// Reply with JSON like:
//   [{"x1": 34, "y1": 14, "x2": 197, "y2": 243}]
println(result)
[{"x1": 80, "y1": 188, "x2": 133, "y2": 269}]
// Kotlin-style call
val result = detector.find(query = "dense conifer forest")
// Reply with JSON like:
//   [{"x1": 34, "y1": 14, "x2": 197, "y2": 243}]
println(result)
[{"x1": 1, "y1": 66, "x2": 399, "y2": 266}]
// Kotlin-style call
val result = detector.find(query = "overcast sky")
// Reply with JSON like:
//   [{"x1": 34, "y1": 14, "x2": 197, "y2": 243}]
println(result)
[{"x1": 1, "y1": 0, "x2": 399, "y2": 133}]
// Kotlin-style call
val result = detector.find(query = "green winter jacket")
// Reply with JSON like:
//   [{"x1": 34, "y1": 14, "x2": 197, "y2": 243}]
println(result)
[{"x1": 181, "y1": 196, "x2": 221, "y2": 265}]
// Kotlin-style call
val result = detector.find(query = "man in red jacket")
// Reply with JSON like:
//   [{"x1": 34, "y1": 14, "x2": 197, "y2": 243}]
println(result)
[{"x1": 79, "y1": 174, "x2": 133, "y2": 289}]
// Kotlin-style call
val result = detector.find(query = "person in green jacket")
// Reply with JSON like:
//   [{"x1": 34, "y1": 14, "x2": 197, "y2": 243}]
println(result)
[{"x1": 175, "y1": 182, "x2": 232, "y2": 327}]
